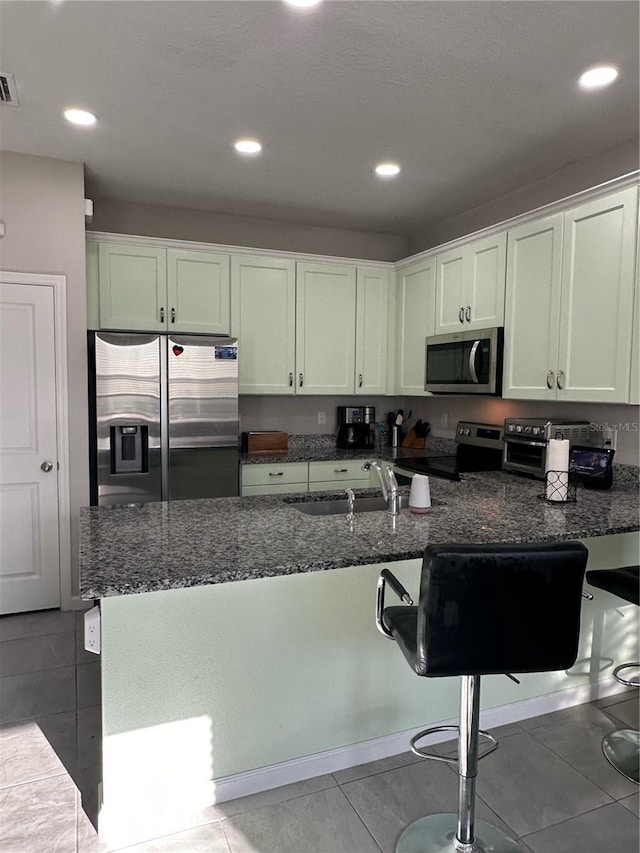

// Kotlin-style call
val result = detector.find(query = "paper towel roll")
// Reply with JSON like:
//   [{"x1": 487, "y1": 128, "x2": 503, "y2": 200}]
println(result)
[
  {"x1": 409, "y1": 474, "x2": 431, "y2": 513},
  {"x1": 545, "y1": 437, "x2": 570, "y2": 501}
]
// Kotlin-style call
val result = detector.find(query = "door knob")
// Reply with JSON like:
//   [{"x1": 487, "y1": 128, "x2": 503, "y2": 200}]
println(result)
[{"x1": 40, "y1": 461, "x2": 54, "y2": 472}]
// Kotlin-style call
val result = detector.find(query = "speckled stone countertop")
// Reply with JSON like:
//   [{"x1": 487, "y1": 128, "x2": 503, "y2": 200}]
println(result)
[{"x1": 80, "y1": 469, "x2": 639, "y2": 600}]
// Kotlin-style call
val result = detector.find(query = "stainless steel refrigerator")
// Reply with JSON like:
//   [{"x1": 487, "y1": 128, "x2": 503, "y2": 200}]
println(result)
[{"x1": 88, "y1": 332, "x2": 239, "y2": 506}]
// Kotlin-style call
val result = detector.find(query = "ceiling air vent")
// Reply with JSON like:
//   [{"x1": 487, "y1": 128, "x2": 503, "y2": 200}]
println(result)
[{"x1": 0, "y1": 73, "x2": 20, "y2": 106}]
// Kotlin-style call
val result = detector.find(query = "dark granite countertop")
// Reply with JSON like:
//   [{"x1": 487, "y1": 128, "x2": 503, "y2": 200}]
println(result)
[{"x1": 80, "y1": 469, "x2": 639, "y2": 600}]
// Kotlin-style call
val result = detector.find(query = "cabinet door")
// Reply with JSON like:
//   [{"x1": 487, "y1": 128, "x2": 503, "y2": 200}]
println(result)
[
  {"x1": 355, "y1": 267, "x2": 389, "y2": 396},
  {"x1": 167, "y1": 250, "x2": 230, "y2": 335},
  {"x1": 503, "y1": 216, "x2": 563, "y2": 400},
  {"x1": 98, "y1": 243, "x2": 167, "y2": 331},
  {"x1": 231, "y1": 255, "x2": 296, "y2": 394},
  {"x1": 557, "y1": 187, "x2": 638, "y2": 403},
  {"x1": 395, "y1": 259, "x2": 436, "y2": 395},
  {"x1": 434, "y1": 247, "x2": 466, "y2": 334},
  {"x1": 629, "y1": 210, "x2": 639, "y2": 405},
  {"x1": 296, "y1": 263, "x2": 357, "y2": 395},
  {"x1": 467, "y1": 232, "x2": 506, "y2": 329}
]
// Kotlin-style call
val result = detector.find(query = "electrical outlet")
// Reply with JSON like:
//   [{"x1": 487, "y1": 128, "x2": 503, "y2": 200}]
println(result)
[
  {"x1": 84, "y1": 605, "x2": 101, "y2": 655},
  {"x1": 317, "y1": 411, "x2": 326, "y2": 426},
  {"x1": 440, "y1": 412, "x2": 448, "y2": 428}
]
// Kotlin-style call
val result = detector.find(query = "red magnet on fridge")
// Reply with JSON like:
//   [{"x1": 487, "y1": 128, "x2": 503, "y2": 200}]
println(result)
[{"x1": 172, "y1": 345, "x2": 184, "y2": 356}]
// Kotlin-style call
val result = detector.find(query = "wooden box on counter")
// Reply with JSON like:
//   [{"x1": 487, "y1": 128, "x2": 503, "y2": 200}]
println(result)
[{"x1": 241, "y1": 431, "x2": 289, "y2": 454}]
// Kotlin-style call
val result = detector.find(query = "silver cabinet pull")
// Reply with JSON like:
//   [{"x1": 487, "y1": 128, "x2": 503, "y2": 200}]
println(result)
[
  {"x1": 289, "y1": 372, "x2": 293, "y2": 387},
  {"x1": 465, "y1": 305, "x2": 471, "y2": 322},
  {"x1": 268, "y1": 472, "x2": 284, "y2": 477},
  {"x1": 556, "y1": 370, "x2": 565, "y2": 390},
  {"x1": 171, "y1": 307, "x2": 176, "y2": 323},
  {"x1": 160, "y1": 307, "x2": 165, "y2": 323},
  {"x1": 459, "y1": 307, "x2": 464, "y2": 324},
  {"x1": 40, "y1": 461, "x2": 54, "y2": 472},
  {"x1": 334, "y1": 468, "x2": 348, "y2": 473},
  {"x1": 299, "y1": 373, "x2": 304, "y2": 387},
  {"x1": 546, "y1": 370, "x2": 554, "y2": 390},
  {"x1": 358, "y1": 373, "x2": 363, "y2": 387}
]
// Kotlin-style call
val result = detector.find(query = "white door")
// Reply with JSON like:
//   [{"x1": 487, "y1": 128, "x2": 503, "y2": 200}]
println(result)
[{"x1": 0, "y1": 283, "x2": 61, "y2": 613}]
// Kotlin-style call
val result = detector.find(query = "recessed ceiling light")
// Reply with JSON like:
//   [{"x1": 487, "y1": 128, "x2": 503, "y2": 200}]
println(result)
[
  {"x1": 578, "y1": 65, "x2": 619, "y2": 90},
  {"x1": 282, "y1": 0, "x2": 323, "y2": 8},
  {"x1": 63, "y1": 108, "x2": 97, "y2": 126},
  {"x1": 234, "y1": 139, "x2": 262, "y2": 155},
  {"x1": 375, "y1": 162, "x2": 401, "y2": 178}
]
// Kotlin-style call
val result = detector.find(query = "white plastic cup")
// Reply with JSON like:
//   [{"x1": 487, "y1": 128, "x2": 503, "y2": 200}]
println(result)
[{"x1": 409, "y1": 474, "x2": 431, "y2": 514}]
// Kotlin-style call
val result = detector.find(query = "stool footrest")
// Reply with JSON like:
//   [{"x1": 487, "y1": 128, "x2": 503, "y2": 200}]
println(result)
[
  {"x1": 410, "y1": 725, "x2": 498, "y2": 765},
  {"x1": 613, "y1": 662, "x2": 640, "y2": 688}
]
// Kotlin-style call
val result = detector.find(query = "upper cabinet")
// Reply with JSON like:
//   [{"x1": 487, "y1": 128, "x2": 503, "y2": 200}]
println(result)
[
  {"x1": 395, "y1": 258, "x2": 436, "y2": 395},
  {"x1": 504, "y1": 186, "x2": 638, "y2": 403},
  {"x1": 93, "y1": 242, "x2": 231, "y2": 334},
  {"x1": 231, "y1": 254, "x2": 297, "y2": 395},
  {"x1": 355, "y1": 267, "x2": 389, "y2": 396},
  {"x1": 434, "y1": 232, "x2": 506, "y2": 334},
  {"x1": 295, "y1": 262, "x2": 357, "y2": 395},
  {"x1": 629, "y1": 194, "x2": 639, "y2": 405}
]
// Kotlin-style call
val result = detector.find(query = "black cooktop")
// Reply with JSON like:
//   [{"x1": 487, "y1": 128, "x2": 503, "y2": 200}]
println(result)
[{"x1": 397, "y1": 455, "x2": 462, "y2": 481}]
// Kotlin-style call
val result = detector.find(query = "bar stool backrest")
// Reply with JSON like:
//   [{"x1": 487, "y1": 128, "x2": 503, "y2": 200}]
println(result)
[{"x1": 412, "y1": 542, "x2": 589, "y2": 677}]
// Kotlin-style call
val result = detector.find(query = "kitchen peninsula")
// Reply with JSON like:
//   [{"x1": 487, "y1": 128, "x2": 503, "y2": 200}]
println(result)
[{"x1": 80, "y1": 469, "x2": 639, "y2": 848}]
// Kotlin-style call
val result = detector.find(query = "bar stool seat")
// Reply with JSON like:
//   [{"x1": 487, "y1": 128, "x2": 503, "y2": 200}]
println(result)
[
  {"x1": 586, "y1": 565, "x2": 639, "y2": 784},
  {"x1": 377, "y1": 541, "x2": 589, "y2": 853}
]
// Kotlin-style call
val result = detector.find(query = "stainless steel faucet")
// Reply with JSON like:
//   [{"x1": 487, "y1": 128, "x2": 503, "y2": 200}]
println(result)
[{"x1": 362, "y1": 461, "x2": 401, "y2": 515}]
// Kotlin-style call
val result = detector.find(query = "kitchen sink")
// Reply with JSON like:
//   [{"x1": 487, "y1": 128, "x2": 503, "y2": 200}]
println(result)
[{"x1": 292, "y1": 495, "x2": 409, "y2": 515}]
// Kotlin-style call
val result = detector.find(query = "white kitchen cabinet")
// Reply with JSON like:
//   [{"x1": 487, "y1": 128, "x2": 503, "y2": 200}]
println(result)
[
  {"x1": 355, "y1": 267, "x2": 389, "y2": 396},
  {"x1": 504, "y1": 186, "x2": 638, "y2": 403},
  {"x1": 629, "y1": 200, "x2": 639, "y2": 405},
  {"x1": 435, "y1": 232, "x2": 506, "y2": 334},
  {"x1": 503, "y1": 214, "x2": 564, "y2": 400},
  {"x1": 240, "y1": 461, "x2": 308, "y2": 496},
  {"x1": 395, "y1": 258, "x2": 436, "y2": 395},
  {"x1": 308, "y1": 459, "x2": 371, "y2": 492},
  {"x1": 231, "y1": 254, "x2": 297, "y2": 394},
  {"x1": 96, "y1": 242, "x2": 231, "y2": 334},
  {"x1": 295, "y1": 262, "x2": 357, "y2": 395}
]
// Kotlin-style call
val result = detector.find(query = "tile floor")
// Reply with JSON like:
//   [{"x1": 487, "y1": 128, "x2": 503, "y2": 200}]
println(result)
[{"x1": 0, "y1": 608, "x2": 638, "y2": 853}]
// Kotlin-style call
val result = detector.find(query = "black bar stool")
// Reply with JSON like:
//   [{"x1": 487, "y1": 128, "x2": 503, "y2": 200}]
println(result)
[
  {"x1": 377, "y1": 541, "x2": 589, "y2": 853},
  {"x1": 585, "y1": 565, "x2": 639, "y2": 784}
]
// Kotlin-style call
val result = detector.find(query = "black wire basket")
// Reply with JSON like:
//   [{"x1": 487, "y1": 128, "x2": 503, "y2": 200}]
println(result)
[{"x1": 539, "y1": 470, "x2": 578, "y2": 504}]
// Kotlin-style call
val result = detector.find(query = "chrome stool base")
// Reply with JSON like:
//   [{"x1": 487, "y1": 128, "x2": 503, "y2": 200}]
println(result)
[
  {"x1": 396, "y1": 813, "x2": 522, "y2": 853},
  {"x1": 602, "y1": 729, "x2": 640, "y2": 784}
]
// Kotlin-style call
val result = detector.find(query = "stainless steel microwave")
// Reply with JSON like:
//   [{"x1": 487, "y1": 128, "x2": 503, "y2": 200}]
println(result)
[{"x1": 424, "y1": 327, "x2": 503, "y2": 395}]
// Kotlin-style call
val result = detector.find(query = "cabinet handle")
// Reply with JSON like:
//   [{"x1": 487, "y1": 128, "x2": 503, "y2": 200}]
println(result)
[
  {"x1": 358, "y1": 373, "x2": 363, "y2": 387},
  {"x1": 334, "y1": 468, "x2": 348, "y2": 473},
  {"x1": 465, "y1": 305, "x2": 471, "y2": 322},
  {"x1": 268, "y1": 472, "x2": 284, "y2": 477},
  {"x1": 160, "y1": 307, "x2": 165, "y2": 323},
  {"x1": 171, "y1": 307, "x2": 176, "y2": 324},
  {"x1": 459, "y1": 307, "x2": 464, "y2": 324},
  {"x1": 556, "y1": 370, "x2": 565, "y2": 390},
  {"x1": 546, "y1": 370, "x2": 554, "y2": 390},
  {"x1": 299, "y1": 373, "x2": 304, "y2": 387},
  {"x1": 289, "y1": 372, "x2": 293, "y2": 387}
]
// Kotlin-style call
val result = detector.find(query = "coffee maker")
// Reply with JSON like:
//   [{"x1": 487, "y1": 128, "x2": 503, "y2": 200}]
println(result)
[{"x1": 336, "y1": 406, "x2": 376, "y2": 449}]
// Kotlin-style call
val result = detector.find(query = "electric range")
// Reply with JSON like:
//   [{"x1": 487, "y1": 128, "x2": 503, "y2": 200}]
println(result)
[{"x1": 393, "y1": 421, "x2": 504, "y2": 482}]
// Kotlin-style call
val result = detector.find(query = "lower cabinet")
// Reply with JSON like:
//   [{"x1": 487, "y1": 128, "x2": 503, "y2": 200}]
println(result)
[
  {"x1": 240, "y1": 462, "x2": 308, "y2": 497},
  {"x1": 308, "y1": 460, "x2": 371, "y2": 493},
  {"x1": 240, "y1": 458, "x2": 381, "y2": 496}
]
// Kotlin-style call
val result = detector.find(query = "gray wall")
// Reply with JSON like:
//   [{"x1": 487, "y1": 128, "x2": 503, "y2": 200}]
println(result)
[
  {"x1": 89, "y1": 199, "x2": 409, "y2": 262},
  {"x1": 0, "y1": 150, "x2": 88, "y2": 599},
  {"x1": 409, "y1": 139, "x2": 639, "y2": 254}
]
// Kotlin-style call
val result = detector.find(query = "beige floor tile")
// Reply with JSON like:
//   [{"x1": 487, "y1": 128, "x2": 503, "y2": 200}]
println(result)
[
  {"x1": 0, "y1": 610, "x2": 76, "y2": 642},
  {"x1": 0, "y1": 773, "x2": 78, "y2": 853},
  {"x1": 0, "y1": 666, "x2": 76, "y2": 724},
  {"x1": 0, "y1": 720, "x2": 67, "y2": 789},
  {"x1": 0, "y1": 632, "x2": 76, "y2": 677}
]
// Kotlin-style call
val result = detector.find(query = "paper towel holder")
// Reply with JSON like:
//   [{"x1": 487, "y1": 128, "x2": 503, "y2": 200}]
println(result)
[{"x1": 538, "y1": 470, "x2": 578, "y2": 504}]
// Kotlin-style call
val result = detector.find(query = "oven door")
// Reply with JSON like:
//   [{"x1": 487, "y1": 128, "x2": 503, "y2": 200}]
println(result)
[{"x1": 503, "y1": 438, "x2": 547, "y2": 479}]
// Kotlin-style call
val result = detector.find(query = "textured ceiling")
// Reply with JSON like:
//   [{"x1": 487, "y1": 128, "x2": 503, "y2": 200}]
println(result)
[{"x1": 1, "y1": 0, "x2": 638, "y2": 236}]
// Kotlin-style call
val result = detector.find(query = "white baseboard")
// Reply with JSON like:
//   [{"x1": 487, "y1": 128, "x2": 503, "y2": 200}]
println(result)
[
  {"x1": 98, "y1": 675, "x2": 631, "y2": 849},
  {"x1": 208, "y1": 675, "x2": 628, "y2": 804}
]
